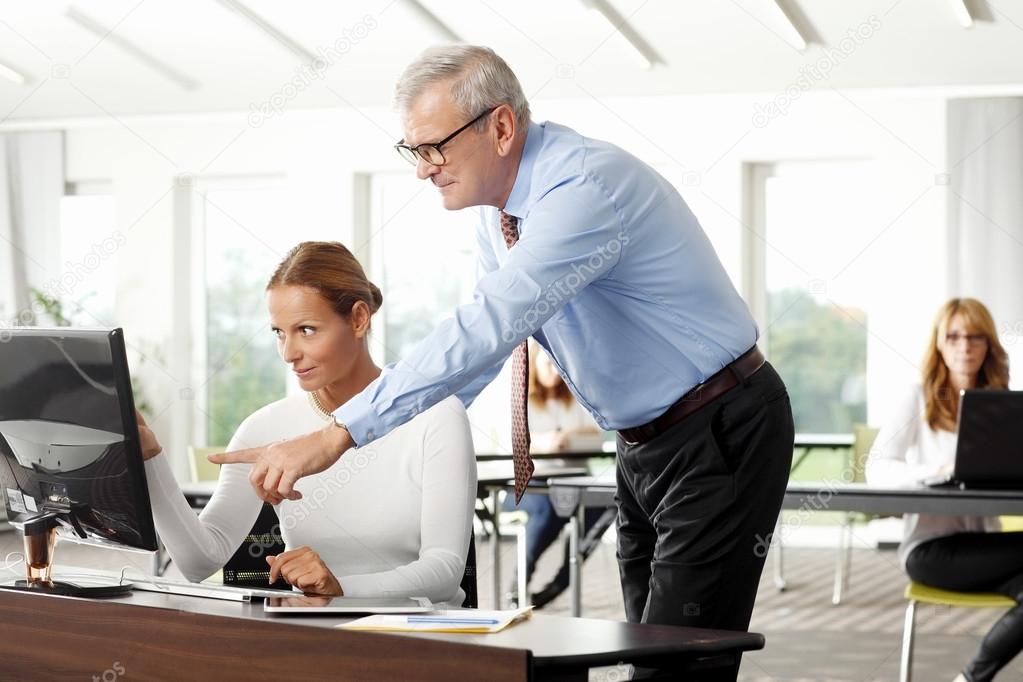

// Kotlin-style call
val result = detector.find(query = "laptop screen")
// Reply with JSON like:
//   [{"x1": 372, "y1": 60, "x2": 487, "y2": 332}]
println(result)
[{"x1": 954, "y1": 390, "x2": 1023, "y2": 487}]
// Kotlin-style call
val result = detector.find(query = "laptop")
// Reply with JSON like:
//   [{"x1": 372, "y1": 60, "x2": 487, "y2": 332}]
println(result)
[{"x1": 925, "y1": 389, "x2": 1023, "y2": 489}]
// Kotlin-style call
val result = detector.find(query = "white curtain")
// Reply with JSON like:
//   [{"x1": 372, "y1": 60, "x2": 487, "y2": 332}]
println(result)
[
  {"x1": 0, "y1": 131, "x2": 64, "y2": 326},
  {"x1": 948, "y1": 97, "x2": 1023, "y2": 387}
]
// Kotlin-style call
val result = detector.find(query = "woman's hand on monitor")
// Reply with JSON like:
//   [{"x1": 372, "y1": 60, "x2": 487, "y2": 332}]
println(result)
[
  {"x1": 266, "y1": 546, "x2": 343, "y2": 597},
  {"x1": 135, "y1": 409, "x2": 162, "y2": 461}
]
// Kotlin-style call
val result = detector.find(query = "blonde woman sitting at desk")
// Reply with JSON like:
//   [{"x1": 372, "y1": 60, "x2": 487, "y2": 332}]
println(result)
[
  {"x1": 136, "y1": 241, "x2": 476, "y2": 604},
  {"x1": 866, "y1": 297, "x2": 1018, "y2": 682}
]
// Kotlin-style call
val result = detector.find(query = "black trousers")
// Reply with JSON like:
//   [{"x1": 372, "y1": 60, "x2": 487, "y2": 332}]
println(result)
[
  {"x1": 615, "y1": 361, "x2": 793, "y2": 634},
  {"x1": 907, "y1": 532, "x2": 1023, "y2": 682}
]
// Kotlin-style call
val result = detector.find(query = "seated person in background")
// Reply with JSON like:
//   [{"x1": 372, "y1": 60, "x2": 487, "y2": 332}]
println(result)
[
  {"x1": 508, "y1": 342, "x2": 604, "y2": 608},
  {"x1": 866, "y1": 297, "x2": 1018, "y2": 682},
  {"x1": 137, "y1": 241, "x2": 477, "y2": 604}
]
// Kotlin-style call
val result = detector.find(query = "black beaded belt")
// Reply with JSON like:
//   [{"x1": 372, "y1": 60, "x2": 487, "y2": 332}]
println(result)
[{"x1": 618, "y1": 346, "x2": 766, "y2": 446}]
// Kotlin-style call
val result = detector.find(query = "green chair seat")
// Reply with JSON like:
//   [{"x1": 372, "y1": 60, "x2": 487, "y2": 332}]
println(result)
[
  {"x1": 901, "y1": 581, "x2": 1015, "y2": 680},
  {"x1": 999, "y1": 515, "x2": 1023, "y2": 533},
  {"x1": 904, "y1": 581, "x2": 1014, "y2": 609}
]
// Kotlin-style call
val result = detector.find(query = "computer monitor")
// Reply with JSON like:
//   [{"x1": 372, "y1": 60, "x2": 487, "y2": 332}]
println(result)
[{"x1": 0, "y1": 327, "x2": 156, "y2": 596}]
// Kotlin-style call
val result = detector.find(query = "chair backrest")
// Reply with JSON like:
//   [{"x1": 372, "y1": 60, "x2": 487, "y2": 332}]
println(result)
[
  {"x1": 851, "y1": 424, "x2": 880, "y2": 484},
  {"x1": 460, "y1": 530, "x2": 478, "y2": 608},
  {"x1": 188, "y1": 446, "x2": 223, "y2": 483},
  {"x1": 222, "y1": 502, "x2": 289, "y2": 589}
]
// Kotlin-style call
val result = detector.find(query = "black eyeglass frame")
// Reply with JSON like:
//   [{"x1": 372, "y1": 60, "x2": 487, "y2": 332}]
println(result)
[{"x1": 394, "y1": 106, "x2": 498, "y2": 166}]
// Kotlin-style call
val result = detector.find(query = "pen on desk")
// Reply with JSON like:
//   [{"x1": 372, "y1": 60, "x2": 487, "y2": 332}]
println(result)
[{"x1": 405, "y1": 616, "x2": 500, "y2": 624}]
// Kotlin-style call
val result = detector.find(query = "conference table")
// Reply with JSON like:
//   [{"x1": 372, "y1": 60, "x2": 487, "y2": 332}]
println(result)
[
  {"x1": 488, "y1": 476, "x2": 1023, "y2": 617},
  {"x1": 0, "y1": 587, "x2": 764, "y2": 681}
]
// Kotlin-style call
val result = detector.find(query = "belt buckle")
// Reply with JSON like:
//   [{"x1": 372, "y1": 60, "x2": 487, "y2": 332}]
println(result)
[{"x1": 623, "y1": 422, "x2": 655, "y2": 446}]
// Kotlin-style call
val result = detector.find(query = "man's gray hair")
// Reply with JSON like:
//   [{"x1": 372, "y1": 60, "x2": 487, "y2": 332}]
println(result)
[{"x1": 394, "y1": 45, "x2": 531, "y2": 131}]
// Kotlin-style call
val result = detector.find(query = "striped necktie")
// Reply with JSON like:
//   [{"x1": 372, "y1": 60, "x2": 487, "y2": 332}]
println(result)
[{"x1": 499, "y1": 209, "x2": 534, "y2": 504}]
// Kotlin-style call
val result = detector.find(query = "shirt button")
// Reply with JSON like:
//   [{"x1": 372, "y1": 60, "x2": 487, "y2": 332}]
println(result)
[{"x1": 366, "y1": 430, "x2": 374, "y2": 440}]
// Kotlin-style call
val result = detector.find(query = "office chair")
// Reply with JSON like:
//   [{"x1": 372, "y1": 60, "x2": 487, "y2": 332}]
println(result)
[
  {"x1": 899, "y1": 515, "x2": 1023, "y2": 680},
  {"x1": 460, "y1": 531, "x2": 478, "y2": 608},
  {"x1": 899, "y1": 582, "x2": 1013, "y2": 682}
]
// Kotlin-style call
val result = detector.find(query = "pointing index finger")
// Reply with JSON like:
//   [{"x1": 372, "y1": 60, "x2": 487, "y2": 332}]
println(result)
[{"x1": 208, "y1": 447, "x2": 260, "y2": 465}]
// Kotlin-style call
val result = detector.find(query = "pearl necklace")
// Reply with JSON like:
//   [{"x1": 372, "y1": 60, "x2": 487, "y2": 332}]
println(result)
[{"x1": 307, "y1": 392, "x2": 333, "y2": 422}]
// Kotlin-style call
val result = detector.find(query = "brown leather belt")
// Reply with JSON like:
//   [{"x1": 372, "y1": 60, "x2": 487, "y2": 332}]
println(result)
[{"x1": 618, "y1": 346, "x2": 766, "y2": 446}]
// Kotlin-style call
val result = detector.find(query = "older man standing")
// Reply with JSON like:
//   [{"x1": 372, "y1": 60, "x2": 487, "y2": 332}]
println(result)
[{"x1": 215, "y1": 45, "x2": 793, "y2": 641}]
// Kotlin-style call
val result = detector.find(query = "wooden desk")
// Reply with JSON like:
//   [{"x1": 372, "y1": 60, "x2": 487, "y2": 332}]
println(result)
[{"x1": 0, "y1": 588, "x2": 763, "y2": 681}]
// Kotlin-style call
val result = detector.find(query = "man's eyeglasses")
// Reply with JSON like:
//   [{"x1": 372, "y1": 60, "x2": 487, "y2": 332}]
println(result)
[
  {"x1": 945, "y1": 333, "x2": 987, "y2": 346},
  {"x1": 395, "y1": 107, "x2": 497, "y2": 167}
]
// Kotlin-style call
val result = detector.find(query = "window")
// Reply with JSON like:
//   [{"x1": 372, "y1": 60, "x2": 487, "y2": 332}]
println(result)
[
  {"x1": 366, "y1": 172, "x2": 476, "y2": 364},
  {"x1": 195, "y1": 179, "x2": 325, "y2": 447},
  {"x1": 365, "y1": 172, "x2": 509, "y2": 451},
  {"x1": 747, "y1": 161, "x2": 880, "y2": 434}
]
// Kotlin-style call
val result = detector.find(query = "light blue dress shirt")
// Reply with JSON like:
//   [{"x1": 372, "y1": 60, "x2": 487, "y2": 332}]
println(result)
[{"x1": 335, "y1": 120, "x2": 758, "y2": 445}]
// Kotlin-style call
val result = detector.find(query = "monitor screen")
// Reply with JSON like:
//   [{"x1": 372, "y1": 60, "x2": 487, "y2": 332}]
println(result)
[{"x1": 0, "y1": 328, "x2": 157, "y2": 551}]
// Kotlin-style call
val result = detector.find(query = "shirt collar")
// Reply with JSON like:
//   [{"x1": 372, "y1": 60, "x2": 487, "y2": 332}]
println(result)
[{"x1": 501, "y1": 120, "x2": 544, "y2": 221}]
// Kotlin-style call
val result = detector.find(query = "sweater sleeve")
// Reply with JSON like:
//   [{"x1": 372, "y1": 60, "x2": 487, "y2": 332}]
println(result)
[
  {"x1": 337, "y1": 398, "x2": 477, "y2": 603},
  {"x1": 144, "y1": 424, "x2": 265, "y2": 583},
  {"x1": 865, "y1": 386, "x2": 934, "y2": 486}
]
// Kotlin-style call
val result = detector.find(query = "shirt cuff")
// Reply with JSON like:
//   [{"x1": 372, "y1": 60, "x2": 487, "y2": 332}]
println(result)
[{"x1": 332, "y1": 390, "x2": 378, "y2": 447}]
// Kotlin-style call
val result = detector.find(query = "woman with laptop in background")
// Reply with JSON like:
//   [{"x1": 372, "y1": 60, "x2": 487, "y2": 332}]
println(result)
[
  {"x1": 135, "y1": 241, "x2": 477, "y2": 605},
  {"x1": 867, "y1": 297, "x2": 1017, "y2": 682}
]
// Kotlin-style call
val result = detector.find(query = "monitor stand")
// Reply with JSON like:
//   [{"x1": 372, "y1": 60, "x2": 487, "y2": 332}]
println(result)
[{"x1": 0, "y1": 511, "x2": 131, "y2": 598}]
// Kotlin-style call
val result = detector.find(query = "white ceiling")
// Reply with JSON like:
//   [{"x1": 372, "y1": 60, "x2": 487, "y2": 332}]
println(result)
[{"x1": 2, "y1": 0, "x2": 1023, "y2": 123}]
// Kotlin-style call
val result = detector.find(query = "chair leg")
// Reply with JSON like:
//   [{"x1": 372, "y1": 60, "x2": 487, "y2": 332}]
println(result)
[
  {"x1": 832, "y1": 514, "x2": 852, "y2": 605},
  {"x1": 515, "y1": 524, "x2": 529, "y2": 608},
  {"x1": 843, "y1": 516, "x2": 854, "y2": 584},
  {"x1": 900, "y1": 600, "x2": 917, "y2": 682},
  {"x1": 772, "y1": 520, "x2": 787, "y2": 592}
]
